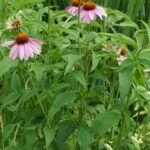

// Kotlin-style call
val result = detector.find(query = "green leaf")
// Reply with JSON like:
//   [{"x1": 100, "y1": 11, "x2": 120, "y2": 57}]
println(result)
[
  {"x1": 47, "y1": 91, "x2": 75, "y2": 121},
  {"x1": 119, "y1": 64, "x2": 134, "y2": 101},
  {"x1": 25, "y1": 130, "x2": 36, "y2": 150},
  {"x1": 51, "y1": 83, "x2": 71, "y2": 91},
  {"x1": 1, "y1": 92, "x2": 20, "y2": 110},
  {"x1": 20, "y1": 89, "x2": 35, "y2": 103},
  {"x1": 31, "y1": 63, "x2": 53, "y2": 81},
  {"x1": 92, "y1": 110, "x2": 121, "y2": 135},
  {"x1": 134, "y1": 30, "x2": 145, "y2": 50},
  {"x1": 63, "y1": 54, "x2": 84, "y2": 74},
  {"x1": 139, "y1": 48, "x2": 150, "y2": 67},
  {"x1": 140, "y1": 21, "x2": 150, "y2": 45},
  {"x1": 43, "y1": 127, "x2": 56, "y2": 148},
  {"x1": 72, "y1": 71, "x2": 87, "y2": 88},
  {"x1": 0, "y1": 57, "x2": 18, "y2": 77},
  {"x1": 11, "y1": 71, "x2": 21, "y2": 91},
  {"x1": 11, "y1": 0, "x2": 45, "y2": 9},
  {"x1": 99, "y1": 33, "x2": 137, "y2": 48},
  {"x1": 77, "y1": 127, "x2": 94, "y2": 150},
  {"x1": 115, "y1": 21, "x2": 139, "y2": 30},
  {"x1": 91, "y1": 52, "x2": 100, "y2": 72},
  {"x1": 3, "y1": 124, "x2": 16, "y2": 142},
  {"x1": 55, "y1": 120, "x2": 76, "y2": 150}
]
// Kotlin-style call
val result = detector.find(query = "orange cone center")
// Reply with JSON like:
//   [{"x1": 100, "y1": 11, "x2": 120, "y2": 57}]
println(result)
[
  {"x1": 121, "y1": 48, "x2": 126, "y2": 56},
  {"x1": 12, "y1": 21, "x2": 20, "y2": 28},
  {"x1": 16, "y1": 33, "x2": 28, "y2": 44},
  {"x1": 83, "y1": 2, "x2": 95, "y2": 10},
  {"x1": 72, "y1": 0, "x2": 82, "y2": 6}
]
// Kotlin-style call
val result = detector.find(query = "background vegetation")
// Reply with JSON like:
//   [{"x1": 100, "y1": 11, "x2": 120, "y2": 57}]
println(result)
[
  {"x1": 0, "y1": 0, "x2": 150, "y2": 150},
  {"x1": 53, "y1": 0, "x2": 150, "y2": 22}
]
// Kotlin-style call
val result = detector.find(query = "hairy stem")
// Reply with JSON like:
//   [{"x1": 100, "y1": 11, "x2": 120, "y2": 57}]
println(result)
[{"x1": 27, "y1": 63, "x2": 47, "y2": 118}]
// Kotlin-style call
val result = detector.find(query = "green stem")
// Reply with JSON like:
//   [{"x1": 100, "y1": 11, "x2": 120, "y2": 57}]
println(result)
[
  {"x1": 2, "y1": 0, "x2": 7, "y2": 26},
  {"x1": 48, "y1": 0, "x2": 51, "y2": 50},
  {"x1": 27, "y1": 63, "x2": 47, "y2": 118},
  {"x1": 0, "y1": 114, "x2": 4, "y2": 149},
  {"x1": 77, "y1": 0, "x2": 81, "y2": 47},
  {"x1": 133, "y1": 111, "x2": 140, "y2": 135},
  {"x1": 77, "y1": 1, "x2": 84, "y2": 125},
  {"x1": 12, "y1": 123, "x2": 20, "y2": 143},
  {"x1": 117, "y1": 113, "x2": 125, "y2": 149},
  {"x1": 117, "y1": 97, "x2": 129, "y2": 148},
  {"x1": 110, "y1": 126, "x2": 114, "y2": 142},
  {"x1": 79, "y1": 92, "x2": 84, "y2": 126},
  {"x1": 103, "y1": 17, "x2": 107, "y2": 33}
]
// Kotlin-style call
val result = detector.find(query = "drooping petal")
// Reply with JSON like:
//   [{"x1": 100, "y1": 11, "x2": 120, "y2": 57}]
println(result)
[
  {"x1": 29, "y1": 38, "x2": 43, "y2": 45},
  {"x1": 94, "y1": 6, "x2": 107, "y2": 19},
  {"x1": 28, "y1": 42, "x2": 41, "y2": 55},
  {"x1": 66, "y1": 6, "x2": 72, "y2": 11},
  {"x1": 89, "y1": 10, "x2": 97, "y2": 20},
  {"x1": 82, "y1": 13, "x2": 91, "y2": 24},
  {"x1": 9, "y1": 44, "x2": 18, "y2": 60},
  {"x1": 2, "y1": 40, "x2": 15, "y2": 47},
  {"x1": 25, "y1": 43, "x2": 34, "y2": 57},
  {"x1": 18, "y1": 45, "x2": 24, "y2": 60},
  {"x1": 97, "y1": 6, "x2": 107, "y2": 17},
  {"x1": 28, "y1": 40, "x2": 42, "y2": 51},
  {"x1": 80, "y1": 10, "x2": 87, "y2": 19},
  {"x1": 66, "y1": 6, "x2": 79, "y2": 16},
  {"x1": 23, "y1": 44, "x2": 30, "y2": 60}
]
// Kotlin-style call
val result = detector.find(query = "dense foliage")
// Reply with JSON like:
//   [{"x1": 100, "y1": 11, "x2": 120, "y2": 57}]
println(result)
[
  {"x1": 53, "y1": 0, "x2": 150, "y2": 22},
  {"x1": 0, "y1": 0, "x2": 150, "y2": 150}
]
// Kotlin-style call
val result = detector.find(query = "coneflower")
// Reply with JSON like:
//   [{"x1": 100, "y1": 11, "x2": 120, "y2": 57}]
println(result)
[
  {"x1": 80, "y1": 1, "x2": 107, "y2": 23},
  {"x1": 5, "y1": 13, "x2": 22, "y2": 30},
  {"x1": 66, "y1": 0, "x2": 83, "y2": 16},
  {"x1": 2, "y1": 33, "x2": 43, "y2": 60}
]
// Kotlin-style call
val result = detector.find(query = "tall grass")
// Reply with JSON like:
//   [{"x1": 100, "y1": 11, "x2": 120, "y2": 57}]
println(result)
[{"x1": 53, "y1": 0, "x2": 150, "y2": 22}]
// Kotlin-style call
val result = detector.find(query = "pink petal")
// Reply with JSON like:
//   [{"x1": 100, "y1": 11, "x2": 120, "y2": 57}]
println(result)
[
  {"x1": 94, "y1": 6, "x2": 107, "y2": 19},
  {"x1": 66, "y1": 6, "x2": 78, "y2": 16},
  {"x1": 25, "y1": 43, "x2": 34, "y2": 57},
  {"x1": 66, "y1": 6, "x2": 72, "y2": 11},
  {"x1": 89, "y1": 10, "x2": 97, "y2": 20},
  {"x1": 80, "y1": 10, "x2": 87, "y2": 19},
  {"x1": 82, "y1": 13, "x2": 91, "y2": 24},
  {"x1": 23, "y1": 44, "x2": 29, "y2": 60},
  {"x1": 18, "y1": 45, "x2": 25, "y2": 60},
  {"x1": 2, "y1": 40, "x2": 15, "y2": 47},
  {"x1": 28, "y1": 42, "x2": 41, "y2": 55},
  {"x1": 28, "y1": 40, "x2": 42, "y2": 50},
  {"x1": 28, "y1": 38, "x2": 43, "y2": 45},
  {"x1": 9, "y1": 44, "x2": 18, "y2": 60}
]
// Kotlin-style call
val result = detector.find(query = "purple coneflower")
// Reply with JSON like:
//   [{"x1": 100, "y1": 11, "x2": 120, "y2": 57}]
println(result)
[
  {"x1": 5, "y1": 13, "x2": 22, "y2": 30},
  {"x1": 2, "y1": 33, "x2": 42, "y2": 60},
  {"x1": 117, "y1": 48, "x2": 127, "y2": 65},
  {"x1": 80, "y1": 1, "x2": 107, "y2": 24},
  {"x1": 66, "y1": 0, "x2": 82, "y2": 16}
]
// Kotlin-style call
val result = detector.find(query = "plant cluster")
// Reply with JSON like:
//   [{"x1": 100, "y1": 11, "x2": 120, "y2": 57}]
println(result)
[{"x1": 0, "y1": 0, "x2": 150, "y2": 149}]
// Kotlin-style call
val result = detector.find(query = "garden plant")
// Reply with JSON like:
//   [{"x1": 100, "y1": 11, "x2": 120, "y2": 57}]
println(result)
[{"x1": 0, "y1": 0, "x2": 150, "y2": 149}]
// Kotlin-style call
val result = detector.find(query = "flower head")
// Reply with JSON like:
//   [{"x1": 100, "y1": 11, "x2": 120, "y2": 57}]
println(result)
[
  {"x1": 144, "y1": 69, "x2": 150, "y2": 73},
  {"x1": 117, "y1": 48, "x2": 127, "y2": 65},
  {"x1": 102, "y1": 45, "x2": 127, "y2": 65},
  {"x1": 66, "y1": 0, "x2": 83, "y2": 16},
  {"x1": 6, "y1": 13, "x2": 22, "y2": 30},
  {"x1": 80, "y1": 1, "x2": 107, "y2": 24},
  {"x1": 2, "y1": 33, "x2": 42, "y2": 60}
]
